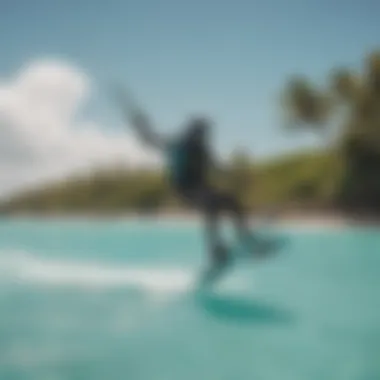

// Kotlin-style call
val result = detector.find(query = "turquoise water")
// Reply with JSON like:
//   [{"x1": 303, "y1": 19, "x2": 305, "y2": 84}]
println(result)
[{"x1": 0, "y1": 219, "x2": 379, "y2": 380}]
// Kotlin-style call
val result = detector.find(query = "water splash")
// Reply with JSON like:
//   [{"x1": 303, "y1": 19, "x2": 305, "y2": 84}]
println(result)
[{"x1": 0, "y1": 249, "x2": 254, "y2": 298}]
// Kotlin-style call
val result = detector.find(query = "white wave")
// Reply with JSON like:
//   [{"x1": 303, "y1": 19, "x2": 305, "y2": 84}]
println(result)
[
  {"x1": 0, "y1": 250, "x2": 257, "y2": 301},
  {"x1": 0, "y1": 250, "x2": 195, "y2": 294}
]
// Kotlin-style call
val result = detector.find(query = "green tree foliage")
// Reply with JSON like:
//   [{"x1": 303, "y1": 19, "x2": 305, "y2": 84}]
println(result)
[
  {"x1": 1, "y1": 150, "x2": 337, "y2": 215},
  {"x1": 281, "y1": 50, "x2": 380, "y2": 213},
  {"x1": 282, "y1": 76, "x2": 332, "y2": 131}
]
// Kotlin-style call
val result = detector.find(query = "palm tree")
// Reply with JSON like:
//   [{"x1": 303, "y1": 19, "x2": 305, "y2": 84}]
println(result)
[{"x1": 280, "y1": 50, "x2": 380, "y2": 213}]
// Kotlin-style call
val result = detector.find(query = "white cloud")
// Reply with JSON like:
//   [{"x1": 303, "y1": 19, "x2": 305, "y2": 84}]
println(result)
[{"x1": 0, "y1": 59, "x2": 161, "y2": 197}]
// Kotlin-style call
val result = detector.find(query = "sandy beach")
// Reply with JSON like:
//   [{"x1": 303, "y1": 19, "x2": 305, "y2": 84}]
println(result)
[{"x1": 3, "y1": 208, "x2": 377, "y2": 228}]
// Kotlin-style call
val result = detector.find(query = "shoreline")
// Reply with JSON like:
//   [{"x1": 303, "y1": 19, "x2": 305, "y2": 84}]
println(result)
[{"x1": 1, "y1": 210, "x2": 379, "y2": 227}]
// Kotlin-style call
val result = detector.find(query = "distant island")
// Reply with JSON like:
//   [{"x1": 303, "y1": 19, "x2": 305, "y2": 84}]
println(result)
[
  {"x1": 0, "y1": 149, "x2": 354, "y2": 217},
  {"x1": 0, "y1": 147, "x2": 378, "y2": 223}
]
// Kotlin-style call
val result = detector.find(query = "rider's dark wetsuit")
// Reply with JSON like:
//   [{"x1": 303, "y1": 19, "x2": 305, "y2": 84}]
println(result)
[{"x1": 166, "y1": 128, "x2": 252, "y2": 266}]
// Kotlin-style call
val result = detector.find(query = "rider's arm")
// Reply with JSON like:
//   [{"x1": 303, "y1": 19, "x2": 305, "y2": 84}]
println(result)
[
  {"x1": 113, "y1": 86, "x2": 167, "y2": 150},
  {"x1": 127, "y1": 108, "x2": 167, "y2": 150}
]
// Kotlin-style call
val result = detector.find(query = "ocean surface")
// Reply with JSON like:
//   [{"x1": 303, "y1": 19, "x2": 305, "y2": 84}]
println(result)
[{"x1": 0, "y1": 219, "x2": 379, "y2": 380}]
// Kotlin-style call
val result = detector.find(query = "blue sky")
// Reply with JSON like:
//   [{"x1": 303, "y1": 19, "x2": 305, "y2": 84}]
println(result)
[{"x1": 1, "y1": 0, "x2": 379, "y2": 159}]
